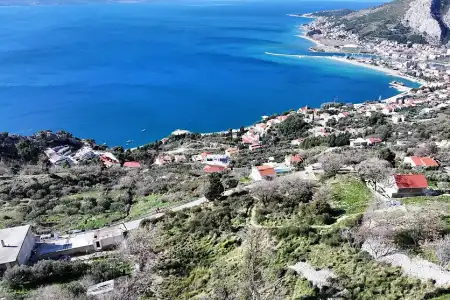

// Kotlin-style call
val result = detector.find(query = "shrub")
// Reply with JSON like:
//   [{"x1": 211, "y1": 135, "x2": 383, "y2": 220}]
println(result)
[{"x1": 3, "y1": 258, "x2": 129, "y2": 290}]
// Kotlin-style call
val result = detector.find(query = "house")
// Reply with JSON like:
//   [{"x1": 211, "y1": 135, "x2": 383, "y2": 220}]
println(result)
[
  {"x1": 381, "y1": 174, "x2": 428, "y2": 198},
  {"x1": 35, "y1": 225, "x2": 126, "y2": 260},
  {"x1": 174, "y1": 155, "x2": 187, "y2": 163},
  {"x1": 225, "y1": 148, "x2": 239, "y2": 157},
  {"x1": 350, "y1": 138, "x2": 368, "y2": 148},
  {"x1": 124, "y1": 161, "x2": 141, "y2": 168},
  {"x1": 367, "y1": 137, "x2": 383, "y2": 146},
  {"x1": 403, "y1": 156, "x2": 439, "y2": 168},
  {"x1": 249, "y1": 143, "x2": 263, "y2": 151},
  {"x1": 72, "y1": 147, "x2": 96, "y2": 163},
  {"x1": 254, "y1": 123, "x2": 268, "y2": 134},
  {"x1": 285, "y1": 154, "x2": 303, "y2": 167},
  {"x1": 203, "y1": 165, "x2": 227, "y2": 173},
  {"x1": 274, "y1": 165, "x2": 292, "y2": 174},
  {"x1": 154, "y1": 155, "x2": 172, "y2": 166},
  {"x1": 250, "y1": 166, "x2": 276, "y2": 181},
  {"x1": 277, "y1": 115, "x2": 288, "y2": 122},
  {"x1": 291, "y1": 138, "x2": 304, "y2": 146},
  {"x1": 192, "y1": 152, "x2": 213, "y2": 162},
  {"x1": 242, "y1": 134, "x2": 259, "y2": 144},
  {"x1": 0, "y1": 225, "x2": 35, "y2": 272},
  {"x1": 44, "y1": 148, "x2": 69, "y2": 165},
  {"x1": 100, "y1": 153, "x2": 120, "y2": 167},
  {"x1": 204, "y1": 154, "x2": 229, "y2": 166}
]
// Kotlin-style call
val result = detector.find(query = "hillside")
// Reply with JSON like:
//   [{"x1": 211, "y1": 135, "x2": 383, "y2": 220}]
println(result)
[{"x1": 311, "y1": 0, "x2": 450, "y2": 45}]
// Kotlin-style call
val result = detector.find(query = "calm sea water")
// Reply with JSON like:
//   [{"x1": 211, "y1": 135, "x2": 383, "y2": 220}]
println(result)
[{"x1": 0, "y1": 0, "x2": 416, "y2": 146}]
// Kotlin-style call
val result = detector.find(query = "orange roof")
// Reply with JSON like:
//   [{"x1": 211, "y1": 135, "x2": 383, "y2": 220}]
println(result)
[
  {"x1": 204, "y1": 165, "x2": 226, "y2": 173},
  {"x1": 291, "y1": 155, "x2": 303, "y2": 162},
  {"x1": 410, "y1": 156, "x2": 438, "y2": 167},
  {"x1": 124, "y1": 161, "x2": 141, "y2": 168},
  {"x1": 256, "y1": 166, "x2": 276, "y2": 176}
]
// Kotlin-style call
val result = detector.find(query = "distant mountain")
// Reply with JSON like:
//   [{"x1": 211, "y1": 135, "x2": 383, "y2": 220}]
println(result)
[{"x1": 311, "y1": 0, "x2": 450, "y2": 45}]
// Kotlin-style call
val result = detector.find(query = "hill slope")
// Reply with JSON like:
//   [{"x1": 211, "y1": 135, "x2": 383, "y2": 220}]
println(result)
[{"x1": 313, "y1": 0, "x2": 450, "y2": 45}]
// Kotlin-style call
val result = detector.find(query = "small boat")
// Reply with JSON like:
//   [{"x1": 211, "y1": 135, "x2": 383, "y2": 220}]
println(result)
[
  {"x1": 141, "y1": 129, "x2": 146, "y2": 132},
  {"x1": 126, "y1": 140, "x2": 133, "y2": 144},
  {"x1": 390, "y1": 80, "x2": 405, "y2": 86}
]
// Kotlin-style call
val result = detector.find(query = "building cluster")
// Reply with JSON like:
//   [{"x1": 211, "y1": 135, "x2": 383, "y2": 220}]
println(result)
[
  {"x1": 305, "y1": 18, "x2": 450, "y2": 82},
  {"x1": 44, "y1": 145, "x2": 141, "y2": 169}
]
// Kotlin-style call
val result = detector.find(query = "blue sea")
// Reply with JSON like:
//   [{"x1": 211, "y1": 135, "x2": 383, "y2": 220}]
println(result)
[{"x1": 0, "y1": 0, "x2": 417, "y2": 146}]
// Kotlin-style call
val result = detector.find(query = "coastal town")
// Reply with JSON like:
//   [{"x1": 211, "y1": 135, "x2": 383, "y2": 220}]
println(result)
[
  {"x1": 1, "y1": 3, "x2": 450, "y2": 300},
  {"x1": 301, "y1": 13, "x2": 450, "y2": 84}
]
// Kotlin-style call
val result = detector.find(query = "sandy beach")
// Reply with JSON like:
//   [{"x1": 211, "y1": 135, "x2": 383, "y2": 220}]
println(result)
[
  {"x1": 325, "y1": 56, "x2": 426, "y2": 85},
  {"x1": 297, "y1": 33, "x2": 323, "y2": 48}
]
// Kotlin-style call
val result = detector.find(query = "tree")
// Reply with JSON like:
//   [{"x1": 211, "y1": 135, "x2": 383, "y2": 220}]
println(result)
[
  {"x1": 378, "y1": 147, "x2": 396, "y2": 166},
  {"x1": 241, "y1": 228, "x2": 274, "y2": 300},
  {"x1": 319, "y1": 153, "x2": 345, "y2": 178},
  {"x1": 205, "y1": 173, "x2": 225, "y2": 201},
  {"x1": 436, "y1": 235, "x2": 450, "y2": 267},
  {"x1": 414, "y1": 143, "x2": 438, "y2": 157},
  {"x1": 356, "y1": 158, "x2": 391, "y2": 189},
  {"x1": 251, "y1": 181, "x2": 280, "y2": 207},
  {"x1": 277, "y1": 114, "x2": 310, "y2": 139},
  {"x1": 122, "y1": 226, "x2": 160, "y2": 271},
  {"x1": 16, "y1": 140, "x2": 40, "y2": 162}
]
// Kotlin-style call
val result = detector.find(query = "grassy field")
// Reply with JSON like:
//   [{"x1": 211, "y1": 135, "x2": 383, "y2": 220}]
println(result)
[
  {"x1": 331, "y1": 176, "x2": 372, "y2": 214},
  {"x1": 401, "y1": 195, "x2": 450, "y2": 206},
  {"x1": 128, "y1": 194, "x2": 172, "y2": 219}
]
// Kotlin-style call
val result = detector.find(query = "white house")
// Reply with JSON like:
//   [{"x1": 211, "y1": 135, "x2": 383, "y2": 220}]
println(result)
[
  {"x1": 36, "y1": 225, "x2": 126, "y2": 259},
  {"x1": 204, "y1": 154, "x2": 229, "y2": 166},
  {"x1": 44, "y1": 148, "x2": 68, "y2": 165},
  {"x1": 0, "y1": 225, "x2": 35, "y2": 272},
  {"x1": 350, "y1": 138, "x2": 368, "y2": 148}
]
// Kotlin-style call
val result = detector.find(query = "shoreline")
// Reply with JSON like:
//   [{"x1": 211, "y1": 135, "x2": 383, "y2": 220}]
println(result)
[
  {"x1": 324, "y1": 56, "x2": 426, "y2": 85},
  {"x1": 296, "y1": 28, "x2": 426, "y2": 86}
]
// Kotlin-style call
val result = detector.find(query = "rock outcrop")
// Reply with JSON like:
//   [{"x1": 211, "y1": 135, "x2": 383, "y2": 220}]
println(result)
[
  {"x1": 403, "y1": 0, "x2": 450, "y2": 44},
  {"x1": 322, "y1": 0, "x2": 450, "y2": 45}
]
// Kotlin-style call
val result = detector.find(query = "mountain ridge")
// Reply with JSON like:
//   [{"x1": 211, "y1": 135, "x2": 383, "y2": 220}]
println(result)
[{"x1": 308, "y1": 0, "x2": 450, "y2": 45}]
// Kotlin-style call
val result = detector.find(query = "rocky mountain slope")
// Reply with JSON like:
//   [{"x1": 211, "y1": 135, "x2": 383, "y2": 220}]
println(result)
[{"x1": 314, "y1": 0, "x2": 450, "y2": 45}]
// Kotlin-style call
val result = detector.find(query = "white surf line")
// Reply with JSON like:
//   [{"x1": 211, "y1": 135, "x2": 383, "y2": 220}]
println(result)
[{"x1": 264, "y1": 52, "x2": 307, "y2": 58}]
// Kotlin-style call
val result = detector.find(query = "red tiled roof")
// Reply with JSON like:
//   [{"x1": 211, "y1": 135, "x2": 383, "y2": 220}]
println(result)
[
  {"x1": 124, "y1": 161, "x2": 141, "y2": 168},
  {"x1": 368, "y1": 137, "x2": 382, "y2": 143},
  {"x1": 204, "y1": 165, "x2": 226, "y2": 173},
  {"x1": 291, "y1": 155, "x2": 303, "y2": 162},
  {"x1": 394, "y1": 174, "x2": 428, "y2": 189},
  {"x1": 256, "y1": 166, "x2": 276, "y2": 177},
  {"x1": 410, "y1": 156, "x2": 439, "y2": 167}
]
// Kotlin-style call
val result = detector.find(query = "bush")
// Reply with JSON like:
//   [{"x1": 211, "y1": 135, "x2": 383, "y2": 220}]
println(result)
[{"x1": 3, "y1": 258, "x2": 129, "y2": 290}]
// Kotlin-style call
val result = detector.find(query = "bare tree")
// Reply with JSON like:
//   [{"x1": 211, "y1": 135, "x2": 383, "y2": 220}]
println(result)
[
  {"x1": 121, "y1": 225, "x2": 160, "y2": 272},
  {"x1": 353, "y1": 205, "x2": 444, "y2": 258},
  {"x1": 356, "y1": 158, "x2": 392, "y2": 189},
  {"x1": 241, "y1": 227, "x2": 275, "y2": 300},
  {"x1": 26, "y1": 285, "x2": 89, "y2": 300},
  {"x1": 276, "y1": 174, "x2": 315, "y2": 203},
  {"x1": 250, "y1": 181, "x2": 280, "y2": 207},
  {"x1": 354, "y1": 212, "x2": 398, "y2": 258},
  {"x1": 312, "y1": 184, "x2": 334, "y2": 203},
  {"x1": 414, "y1": 143, "x2": 438, "y2": 157},
  {"x1": 319, "y1": 153, "x2": 345, "y2": 178},
  {"x1": 436, "y1": 235, "x2": 450, "y2": 267}
]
